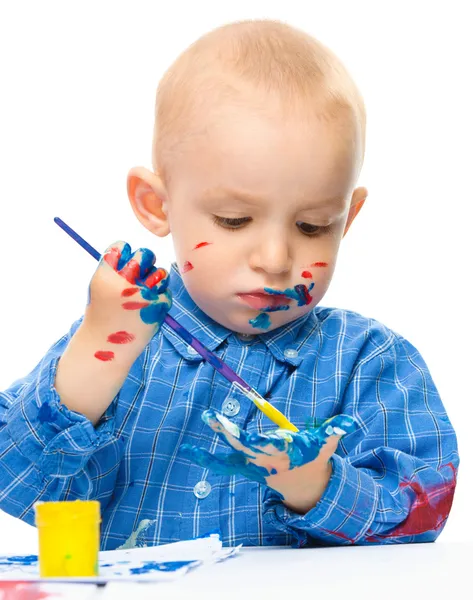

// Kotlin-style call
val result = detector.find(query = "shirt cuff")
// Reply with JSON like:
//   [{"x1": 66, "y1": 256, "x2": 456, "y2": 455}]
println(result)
[
  {"x1": 263, "y1": 454, "x2": 379, "y2": 546},
  {"x1": 6, "y1": 357, "x2": 118, "y2": 478}
]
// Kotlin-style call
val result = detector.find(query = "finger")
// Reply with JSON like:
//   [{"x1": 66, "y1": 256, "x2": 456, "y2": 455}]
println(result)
[
  {"x1": 101, "y1": 241, "x2": 130, "y2": 271},
  {"x1": 141, "y1": 267, "x2": 170, "y2": 301},
  {"x1": 202, "y1": 410, "x2": 273, "y2": 458},
  {"x1": 179, "y1": 444, "x2": 268, "y2": 484},
  {"x1": 179, "y1": 444, "x2": 246, "y2": 476},
  {"x1": 119, "y1": 248, "x2": 156, "y2": 284}
]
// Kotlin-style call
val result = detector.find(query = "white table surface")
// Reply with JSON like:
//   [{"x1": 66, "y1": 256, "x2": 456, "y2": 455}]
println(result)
[
  {"x1": 100, "y1": 542, "x2": 471, "y2": 599},
  {"x1": 2, "y1": 542, "x2": 471, "y2": 599}
]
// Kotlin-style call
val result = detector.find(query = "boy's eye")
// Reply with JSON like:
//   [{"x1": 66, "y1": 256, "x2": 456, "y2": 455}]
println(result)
[
  {"x1": 212, "y1": 216, "x2": 251, "y2": 229},
  {"x1": 296, "y1": 221, "x2": 324, "y2": 236},
  {"x1": 212, "y1": 215, "x2": 329, "y2": 237}
]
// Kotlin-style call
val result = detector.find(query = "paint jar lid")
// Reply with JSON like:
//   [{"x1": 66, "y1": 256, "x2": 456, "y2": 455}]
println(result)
[{"x1": 35, "y1": 500, "x2": 101, "y2": 526}]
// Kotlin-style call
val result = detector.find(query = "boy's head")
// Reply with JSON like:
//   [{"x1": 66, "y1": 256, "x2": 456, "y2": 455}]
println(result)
[{"x1": 127, "y1": 19, "x2": 368, "y2": 334}]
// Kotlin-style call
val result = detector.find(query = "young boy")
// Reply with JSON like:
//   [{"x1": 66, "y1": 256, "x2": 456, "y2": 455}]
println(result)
[{"x1": 0, "y1": 19, "x2": 458, "y2": 550}]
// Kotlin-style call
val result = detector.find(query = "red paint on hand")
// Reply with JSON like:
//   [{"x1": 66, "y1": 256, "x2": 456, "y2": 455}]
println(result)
[
  {"x1": 144, "y1": 267, "x2": 167, "y2": 288},
  {"x1": 107, "y1": 331, "x2": 136, "y2": 344},
  {"x1": 122, "y1": 287, "x2": 140, "y2": 297},
  {"x1": 119, "y1": 259, "x2": 141, "y2": 284},
  {"x1": 193, "y1": 242, "x2": 212, "y2": 250},
  {"x1": 182, "y1": 261, "x2": 194, "y2": 273},
  {"x1": 103, "y1": 246, "x2": 121, "y2": 270},
  {"x1": 122, "y1": 301, "x2": 150, "y2": 310},
  {"x1": 311, "y1": 262, "x2": 328, "y2": 268},
  {"x1": 94, "y1": 350, "x2": 115, "y2": 361},
  {"x1": 301, "y1": 271, "x2": 313, "y2": 278}
]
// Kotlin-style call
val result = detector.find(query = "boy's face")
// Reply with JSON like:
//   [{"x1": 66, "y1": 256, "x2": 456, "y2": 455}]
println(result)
[{"x1": 130, "y1": 102, "x2": 366, "y2": 334}]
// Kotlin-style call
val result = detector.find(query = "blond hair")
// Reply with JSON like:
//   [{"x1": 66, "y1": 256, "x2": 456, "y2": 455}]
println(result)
[{"x1": 152, "y1": 19, "x2": 366, "y2": 183}]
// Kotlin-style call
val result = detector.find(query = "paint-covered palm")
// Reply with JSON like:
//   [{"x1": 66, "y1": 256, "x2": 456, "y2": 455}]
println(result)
[
  {"x1": 85, "y1": 241, "x2": 172, "y2": 359},
  {"x1": 181, "y1": 410, "x2": 356, "y2": 510}
]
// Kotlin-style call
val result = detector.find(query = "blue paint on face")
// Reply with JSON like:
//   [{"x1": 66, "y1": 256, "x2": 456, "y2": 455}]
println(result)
[
  {"x1": 38, "y1": 402, "x2": 57, "y2": 424},
  {"x1": 249, "y1": 313, "x2": 271, "y2": 329},
  {"x1": 264, "y1": 282, "x2": 315, "y2": 306}
]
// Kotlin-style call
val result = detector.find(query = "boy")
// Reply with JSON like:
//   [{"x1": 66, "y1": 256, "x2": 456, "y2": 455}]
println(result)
[{"x1": 0, "y1": 19, "x2": 458, "y2": 550}]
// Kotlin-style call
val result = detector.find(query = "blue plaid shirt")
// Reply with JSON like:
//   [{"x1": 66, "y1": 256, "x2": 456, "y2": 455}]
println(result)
[{"x1": 0, "y1": 263, "x2": 459, "y2": 550}]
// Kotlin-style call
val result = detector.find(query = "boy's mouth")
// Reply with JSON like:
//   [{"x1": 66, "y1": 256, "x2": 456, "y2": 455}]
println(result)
[{"x1": 237, "y1": 290, "x2": 292, "y2": 310}]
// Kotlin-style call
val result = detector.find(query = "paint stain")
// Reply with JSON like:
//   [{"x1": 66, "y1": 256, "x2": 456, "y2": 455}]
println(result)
[
  {"x1": 122, "y1": 287, "x2": 140, "y2": 297},
  {"x1": 0, "y1": 582, "x2": 49, "y2": 600},
  {"x1": 103, "y1": 246, "x2": 121, "y2": 270},
  {"x1": 38, "y1": 403, "x2": 57, "y2": 424},
  {"x1": 311, "y1": 262, "x2": 328, "y2": 268},
  {"x1": 301, "y1": 271, "x2": 313, "y2": 278},
  {"x1": 366, "y1": 463, "x2": 457, "y2": 541},
  {"x1": 119, "y1": 260, "x2": 141, "y2": 284},
  {"x1": 181, "y1": 261, "x2": 194, "y2": 273},
  {"x1": 193, "y1": 242, "x2": 212, "y2": 250},
  {"x1": 129, "y1": 560, "x2": 197, "y2": 574},
  {"x1": 249, "y1": 313, "x2": 271, "y2": 329},
  {"x1": 107, "y1": 331, "x2": 135, "y2": 344},
  {"x1": 94, "y1": 350, "x2": 115, "y2": 362},
  {"x1": 117, "y1": 519, "x2": 156, "y2": 550},
  {"x1": 122, "y1": 301, "x2": 150, "y2": 310},
  {"x1": 144, "y1": 268, "x2": 167, "y2": 288}
]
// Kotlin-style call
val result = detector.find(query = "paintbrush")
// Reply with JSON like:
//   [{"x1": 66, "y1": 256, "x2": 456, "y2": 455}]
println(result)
[{"x1": 54, "y1": 217, "x2": 299, "y2": 432}]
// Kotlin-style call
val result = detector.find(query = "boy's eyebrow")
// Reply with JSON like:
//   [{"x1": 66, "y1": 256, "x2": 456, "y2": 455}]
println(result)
[{"x1": 202, "y1": 186, "x2": 347, "y2": 213}]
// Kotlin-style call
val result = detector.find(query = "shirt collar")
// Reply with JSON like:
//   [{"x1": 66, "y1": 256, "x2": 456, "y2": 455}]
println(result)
[{"x1": 161, "y1": 262, "x2": 320, "y2": 366}]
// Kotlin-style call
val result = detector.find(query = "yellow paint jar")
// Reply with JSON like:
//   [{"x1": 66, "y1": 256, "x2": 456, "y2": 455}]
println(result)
[{"x1": 35, "y1": 500, "x2": 101, "y2": 577}]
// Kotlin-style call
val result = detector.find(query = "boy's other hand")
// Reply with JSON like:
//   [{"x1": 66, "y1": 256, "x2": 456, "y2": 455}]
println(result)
[{"x1": 180, "y1": 410, "x2": 357, "y2": 515}]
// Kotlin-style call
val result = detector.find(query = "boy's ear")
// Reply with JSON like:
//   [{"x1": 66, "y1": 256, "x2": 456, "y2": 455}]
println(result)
[
  {"x1": 343, "y1": 186, "x2": 368, "y2": 238},
  {"x1": 127, "y1": 166, "x2": 171, "y2": 237}
]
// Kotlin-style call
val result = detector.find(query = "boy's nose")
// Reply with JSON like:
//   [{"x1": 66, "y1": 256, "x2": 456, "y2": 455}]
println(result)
[{"x1": 249, "y1": 236, "x2": 292, "y2": 275}]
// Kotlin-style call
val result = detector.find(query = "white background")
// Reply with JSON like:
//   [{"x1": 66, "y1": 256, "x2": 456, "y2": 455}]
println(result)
[{"x1": 0, "y1": 0, "x2": 471, "y2": 555}]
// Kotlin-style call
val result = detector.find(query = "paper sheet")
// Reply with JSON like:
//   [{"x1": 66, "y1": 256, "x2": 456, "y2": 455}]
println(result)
[{"x1": 0, "y1": 532, "x2": 240, "y2": 583}]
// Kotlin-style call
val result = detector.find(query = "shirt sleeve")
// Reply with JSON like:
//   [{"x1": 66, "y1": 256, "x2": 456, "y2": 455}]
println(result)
[
  {"x1": 263, "y1": 334, "x2": 459, "y2": 546},
  {"x1": 0, "y1": 317, "x2": 123, "y2": 526}
]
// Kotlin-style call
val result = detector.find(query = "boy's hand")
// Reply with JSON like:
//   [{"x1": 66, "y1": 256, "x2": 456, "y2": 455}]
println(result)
[
  {"x1": 84, "y1": 241, "x2": 172, "y2": 363},
  {"x1": 181, "y1": 410, "x2": 356, "y2": 514}
]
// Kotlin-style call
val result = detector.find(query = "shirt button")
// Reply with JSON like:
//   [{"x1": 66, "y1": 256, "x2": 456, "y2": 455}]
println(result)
[
  {"x1": 284, "y1": 348, "x2": 299, "y2": 359},
  {"x1": 237, "y1": 333, "x2": 254, "y2": 342},
  {"x1": 193, "y1": 480, "x2": 212, "y2": 499},
  {"x1": 222, "y1": 398, "x2": 241, "y2": 417}
]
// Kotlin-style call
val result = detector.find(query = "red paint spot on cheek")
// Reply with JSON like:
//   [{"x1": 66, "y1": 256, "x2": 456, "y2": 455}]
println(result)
[
  {"x1": 107, "y1": 331, "x2": 135, "y2": 344},
  {"x1": 181, "y1": 261, "x2": 194, "y2": 273},
  {"x1": 122, "y1": 287, "x2": 140, "y2": 297},
  {"x1": 122, "y1": 301, "x2": 150, "y2": 310},
  {"x1": 301, "y1": 271, "x2": 313, "y2": 278},
  {"x1": 94, "y1": 350, "x2": 115, "y2": 361},
  {"x1": 193, "y1": 242, "x2": 212, "y2": 250},
  {"x1": 311, "y1": 262, "x2": 328, "y2": 268}
]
